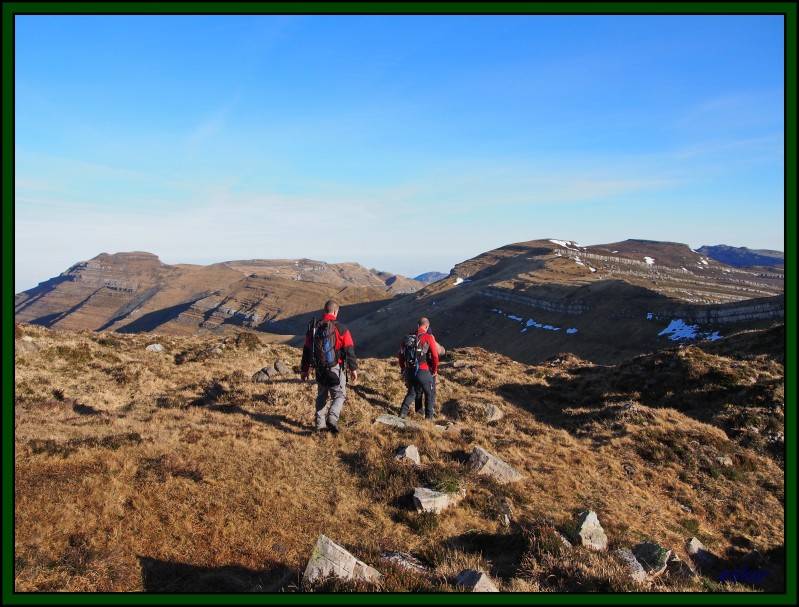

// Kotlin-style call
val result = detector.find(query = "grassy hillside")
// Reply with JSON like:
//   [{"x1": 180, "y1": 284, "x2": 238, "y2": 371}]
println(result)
[{"x1": 14, "y1": 324, "x2": 784, "y2": 592}]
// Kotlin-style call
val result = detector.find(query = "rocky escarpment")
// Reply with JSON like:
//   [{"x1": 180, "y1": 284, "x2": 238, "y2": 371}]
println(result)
[{"x1": 15, "y1": 253, "x2": 423, "y2": 335}]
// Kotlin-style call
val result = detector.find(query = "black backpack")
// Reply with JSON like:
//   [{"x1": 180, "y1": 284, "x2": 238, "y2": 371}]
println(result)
[
  {"x1": 309, "y1": 318, "x2": 339, "y2": 370},
  {"x1": 401, "y1": 332, "x2": 431, "y2": 375}
]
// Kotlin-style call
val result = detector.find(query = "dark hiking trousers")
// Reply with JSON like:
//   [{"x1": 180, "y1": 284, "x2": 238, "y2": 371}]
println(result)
[{"x1": 400, "y1": 369, "x2": 436, "y2": 419}]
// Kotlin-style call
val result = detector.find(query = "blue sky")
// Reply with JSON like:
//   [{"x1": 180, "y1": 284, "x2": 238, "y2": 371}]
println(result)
[{"x1": 15, "y1": 15, "x2": 784, "y2": 291}]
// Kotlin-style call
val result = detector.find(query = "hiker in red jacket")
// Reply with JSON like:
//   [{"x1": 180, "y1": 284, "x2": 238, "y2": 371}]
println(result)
[
  {"x1": 300, "y1": 300, "x2": 358, "y2": 434},
  {"x1": 398, "y1": 317, "x2": 439, "y2": 420}
]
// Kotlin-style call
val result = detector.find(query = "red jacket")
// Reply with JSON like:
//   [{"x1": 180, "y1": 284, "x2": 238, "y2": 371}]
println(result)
[
  {"x1": 398, "y1": 328, "x2": 439, "y2": 374},
  {"x1": 301, "y1": 313, "x2": 358, "y2": 373}
]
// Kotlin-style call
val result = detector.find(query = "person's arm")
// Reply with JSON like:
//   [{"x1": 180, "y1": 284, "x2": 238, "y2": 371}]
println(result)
[
  {"x1": 339, "y1": 326, "x2": 358, "y2": 371},
  {"x1": 427, "y1": 334, "x2": 440, "y2": 375},
  {"x1": 300, "y1": 331, "x2": 312, "y2": 377}
]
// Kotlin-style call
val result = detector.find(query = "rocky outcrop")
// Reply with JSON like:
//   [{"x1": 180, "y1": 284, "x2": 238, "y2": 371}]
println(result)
[{"x1": 302, "y1": 534, "x2": 382, "y2": 585}]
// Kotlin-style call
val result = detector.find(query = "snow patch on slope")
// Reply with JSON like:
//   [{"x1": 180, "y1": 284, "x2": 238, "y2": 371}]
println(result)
[{"x1": 658, "y1": 319, "x2": 723, "y2": 342}]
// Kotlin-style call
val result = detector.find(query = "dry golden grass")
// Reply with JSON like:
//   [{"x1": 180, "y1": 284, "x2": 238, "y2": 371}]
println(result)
[{"x1": 13, "y1": 324, "x2": 784, "y2": 593}]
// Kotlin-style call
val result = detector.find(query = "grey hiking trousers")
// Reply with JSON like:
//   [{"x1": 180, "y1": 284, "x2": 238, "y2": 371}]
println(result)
[{"x1": 315, "y1": 365, "x2": 347, "y2": 429}]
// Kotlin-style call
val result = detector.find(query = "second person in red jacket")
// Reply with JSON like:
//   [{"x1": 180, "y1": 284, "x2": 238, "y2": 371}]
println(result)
[{"x1": 398, "y1": 317, "x2": 439, "y2": 420}]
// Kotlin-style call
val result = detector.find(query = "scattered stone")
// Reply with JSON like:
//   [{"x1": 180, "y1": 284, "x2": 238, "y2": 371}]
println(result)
[
  {"x1": 145, "y1": 343, "x2": 164, "y2": 353},
  {"x1": 572, "y1": 510, "x2": 608, "y2": 551},
  {"x1": 252, "y1": 369, "x2": 271, "y2": 383},
  {"x1": 616, "y1": 548, "x2": 648, "y2": 583},
  {"x1": 380, "y1": 551, "x2": 428, "y2": 574},
  {"x1": 632, "y1": 542, "x2": 671, "y2": 577},
  {"x1": 452, "y1": 360, "x2": 470, "y2": 369},
  {"x1": 412, "y1": 487, "x2": 463, "y2": 513},
  {"x1": 455, "y1": 569, "x2": 499, "y2": 592},
  {"x1": 666, "y1": 553, "x2": 697, "y2": 580},
  {"x1": 468, "y1": 446, "x2": 523, "y2": 484},
  {"x1": 686, "y1": 537, "x2": 718, "y2": 570},
  {"x1": 274, "y1": 360, "x2": 291, "y2": 375},
  {"x1": 375, "y1": 414, "x2": 409, "y2": 429},
  {"x1": 374, "y1": 414, "x2": 445, "y2": 433},
  {"x1": 394, "y1": 445, "x2": 421, "y2": 466},
  {"x1": 211, "y1": 347, "x2": 223, "y2": 356},
  {"x1": 484, "y1": 403, "x2": 504, "y2": 422},
  {"x1": 302, "y1": 534, "x2": 382, "y2": 585},
  {"x1": 21, "y1": 335, "x2": 34, "y2": 342},
  {"x1": 716, "y1": 455, "x2": 733, "y2": 467}
]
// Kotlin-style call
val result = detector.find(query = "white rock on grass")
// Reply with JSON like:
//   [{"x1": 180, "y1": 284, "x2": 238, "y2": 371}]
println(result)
[
  {"x1": 484, "y1": 403, "x2": 504, "y2": 422},
  {"x1": 573, "y1": 510, "x2": 608, "y2": 551},
  {"x1": 615, "y1": 548, "x2": 648, "y2": 583},
  {"x1": 395, "y1": 445, "x2": 421, "y2": 466},
  {"x1": 468, "y1": 446, "x2": 523, "y2": 484},
  {"x1": 145, "y1": 343, "x2": 164, "y2": 353},
  {"x1": 455, "y1": 569, "x2": 499, "y2": 592},
  {"x1": 302, "y1": 534, "x2": 382, "y2": 585},
  {"x1": 412, "y1": 487, "x2": 463, "y2": 514}
]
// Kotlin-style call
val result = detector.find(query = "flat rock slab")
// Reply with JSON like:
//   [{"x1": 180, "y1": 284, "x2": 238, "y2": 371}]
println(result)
[
  {"x1": 573, "y1": 510, "x2": 608, "y2": 551},
  {"x1": 374, "y1": 414, "x2": 446, "y2": 433},
  {"x1": 616, "y1": 548, "x2": 647, "y2": 583},
  {"x1": 412, "y1": 487, "x2": 463, "y2": 514},
  {"x1": 395, "y1": 445, "x2": 421, "y2": 466},
  {"x1": 302, "y1": 534, "x2": 382, "y2": 585},
  {"x1": 455, "y1": 569, "x2": 499, "y2": 592},
  {"x1": 468, "y1": 446, "x2": 523, "y2": 484}
]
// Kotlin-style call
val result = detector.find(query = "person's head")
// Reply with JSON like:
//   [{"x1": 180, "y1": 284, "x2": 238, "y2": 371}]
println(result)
[
  {"x1": 417, "y1": 317, "x2": 430, "y2": 330},
  {"x1": 324, "y1": 300, "x2": 340, "y2": 318}
]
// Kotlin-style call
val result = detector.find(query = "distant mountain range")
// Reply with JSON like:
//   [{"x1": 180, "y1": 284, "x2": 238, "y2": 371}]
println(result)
[
  {"x1": 696, "y1": 245, "x2": 784, "y2": 268},
  {"x1": 15, "y1": 239, "x2": 785, "y2": 364},
  {"x1": 413, "y1": 271, "x2": 449, "y2": 283},
  {"x1": 14, "y1": 254, "x2": 425, "y2": 336}
]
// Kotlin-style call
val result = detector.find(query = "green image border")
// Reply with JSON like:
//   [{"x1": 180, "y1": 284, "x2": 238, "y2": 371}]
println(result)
[{"x1": 1, "y1": 1, "x2": 795, "y2": 604}]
